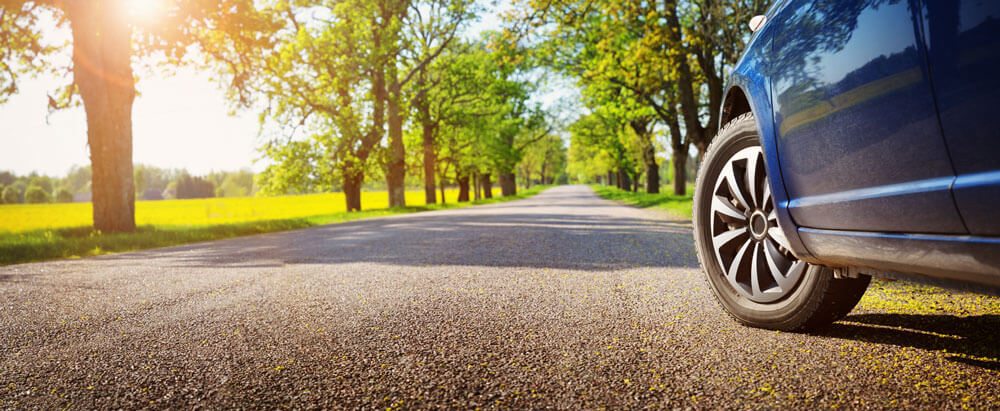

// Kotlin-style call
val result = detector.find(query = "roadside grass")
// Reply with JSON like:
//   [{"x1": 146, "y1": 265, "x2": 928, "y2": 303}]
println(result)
[
  {"x1": 0, "y1": 186, "x2": 549, "y2": 266},
  {"x1": 590, "y1": 184, "x2": 694, "y2": 219}
]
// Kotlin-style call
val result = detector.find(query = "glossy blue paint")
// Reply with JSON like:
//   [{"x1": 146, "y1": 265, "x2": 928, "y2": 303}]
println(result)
[
  {"x1": 722, "y1": 1, "x2": 813, "y2": 259},
  {"x1": 921, "y1": 0, "x2": 1000, "y2": 235},
  {"x1": 952, "y1": 171, "x2": 1000, "y2": 236},
  {"x1": 768, "y1": 0, "x2": 965, "y2": 234},
  {"x1": 798, "y1": 227, "x2": 1000, "y2": 288},
  {"x1": 723, "y1": 0, "x2": 1000, "y2": 288}
]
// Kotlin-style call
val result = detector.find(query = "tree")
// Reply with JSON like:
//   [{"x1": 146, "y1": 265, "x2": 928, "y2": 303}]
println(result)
[
  {"x1": 520, "y1": 134, "x2": 566, "y2": 186},
  {"x1": 407, "y1": 38, "x2": 540, "y2": 203},
  {"x1": 210, "y1": 169, "x2": 255, "y2": 197},
  {"x1": 0, "y1": 0, "x2": 276, "y2": 232},
  {"x1": 509, "y1": 0, "x2": 765, "y2": 194},
  {"x1": 237, "y1": 0, "x2": 390, "y2": 211},
  {"x1": 382, "y1": 0, "x2": 477, "y2": 207},
  {"x1": 24, "y1": 185, "x2": 50, "y2": 203},
  {"x1": 175, "y1": 173, "x2": 215, "y2": 199},
  {"x1": 133, "y1": 164, "x2": 178, "y2": 199},
  {"x1": 61, "y1": 165, "x2": 91, "y2": 194},
  {"x1": 2, "y1": 185, "x2": 20, "y2": 204},
  {"x1": 55, "y1": 188, "x2": 74, "y2": 203}
]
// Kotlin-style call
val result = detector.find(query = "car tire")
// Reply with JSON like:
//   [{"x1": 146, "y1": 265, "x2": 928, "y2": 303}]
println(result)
[{"x1": 693, "y1": 112, "x2": 871, "y2": 331}]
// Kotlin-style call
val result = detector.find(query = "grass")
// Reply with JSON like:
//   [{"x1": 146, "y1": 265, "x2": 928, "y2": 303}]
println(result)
[
  {"x1": 0, "y1": 186, "x2": 549, "y2": 266},
  {"x1": 590, "y1": 184, "x2": 694, "y2": 219}
]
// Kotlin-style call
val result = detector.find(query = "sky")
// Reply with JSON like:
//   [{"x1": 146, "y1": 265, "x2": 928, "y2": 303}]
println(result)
[{"x1": 0, "y1": 1, "x2": 530, "y2": 178}]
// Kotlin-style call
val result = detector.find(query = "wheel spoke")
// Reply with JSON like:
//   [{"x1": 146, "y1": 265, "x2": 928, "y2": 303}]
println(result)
[
  {"x1": 763, "y1": 239, "x2": 793, "y2": 290},
  {"x1": 712, "y1": 195, "x2": 747, "y2": 221},
  {"x1": 706, "y1": 146, "x2": 806, "y2": 304},
  {"x1": 727, "y1": 238, "x2": 753, "y2": 283},
  {"x1": 786, "y1": 260, "x2": 807, "y2": 285},
  {"x1": 750, "y1": 242, "x2": 762, "y2": 296},
  {"x1": 768, "y1": 226, "x2": 792, "y2": 251},
  {"x1": 712, "y1": 227, "x2": 746, "y2": 250},
  {"x1": 723, "y1": 161, "x2": 752, "y2": 210},
  {"x1": 746, "y1": 151, "x2": 760, "y2": 208}
]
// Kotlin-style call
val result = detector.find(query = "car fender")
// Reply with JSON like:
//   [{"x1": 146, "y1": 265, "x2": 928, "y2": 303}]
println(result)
[{"x1": 723, "y1": 57, "x2": 814, "y2": 260}]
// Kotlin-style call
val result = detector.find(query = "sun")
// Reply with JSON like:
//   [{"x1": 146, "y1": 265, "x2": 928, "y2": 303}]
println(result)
[{"x1": 124, "y1": 0, "x2": 165, "y2": 22}]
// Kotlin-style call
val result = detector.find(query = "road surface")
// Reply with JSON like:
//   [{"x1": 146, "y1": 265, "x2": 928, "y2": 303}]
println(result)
[{"x1": 2, "y1": 185, "x2": 998, "y2": 408}]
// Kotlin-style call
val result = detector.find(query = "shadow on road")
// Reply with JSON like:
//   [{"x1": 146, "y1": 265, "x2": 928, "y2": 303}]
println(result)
[
  {"x1": 823, "y1": 313, "x2": 1000, "y2": 371},
  {"x1": 97, "y1": 207, "x2": 700, "y2": 271}
]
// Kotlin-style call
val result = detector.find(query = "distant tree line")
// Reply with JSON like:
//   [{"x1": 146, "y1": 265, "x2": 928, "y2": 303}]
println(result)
[{"x1": 0, "y1": 166, "x2": 256, "y2": 205}]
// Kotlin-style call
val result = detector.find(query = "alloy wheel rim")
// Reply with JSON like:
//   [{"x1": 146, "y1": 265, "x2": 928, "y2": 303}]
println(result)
[{"x1": 709, "y1": 146, "x2": 806, "y2": 303}]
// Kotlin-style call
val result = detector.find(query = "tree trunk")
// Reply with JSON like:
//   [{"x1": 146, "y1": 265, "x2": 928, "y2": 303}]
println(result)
[
  {"x1": 439, "y1": 174, "x2": 447, "y2": 205},
  {"x1": 499, "y1": 172, "x2": 516, "y2": 196},
  {"x1": 619, "y1": 170, "x2": 631, "y2": 192},
  {"x1": 386, "y1": 66, "x2": 406, "y2": 208},
  {"x1": 608, "y1": 171, "x2": 615, "y2": 187},
  {"x1": 422, "y1": 121, "x2": 436, "y2": 205},
  {"x1": 457, "y1": 173, "x2": 470, "y2": 202},
  {"x1": 473, "y1": 171, "x2": 481, "y2": 200},
  {"x1": 69, "y1": 4, "x2": 135, "y2": 233},
  {"x1": 481, "y1": 173, "x2": 493, "y2": 198},
  {"x1": 343, "y1": 172, "x2": 363, "y2": 211},
  {"x1": 663, "y1": 0, "x2": 709, "y2": 156},
  {"x1": 673, "y1": 150, "x2": 688, "y2": 196},
  {"x1": 644, "y1": 143, "x2": 659, "y2": 194}
]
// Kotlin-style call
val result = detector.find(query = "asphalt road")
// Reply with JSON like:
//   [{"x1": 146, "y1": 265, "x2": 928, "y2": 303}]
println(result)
[{"x1": 2, "y1": 185, "x2": 999, "y2": 409}]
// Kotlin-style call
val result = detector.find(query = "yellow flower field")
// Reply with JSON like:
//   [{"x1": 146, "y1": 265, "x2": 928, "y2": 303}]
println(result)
[{"x1": 0, "y1": 188, "x2": 497, "y2": 233}]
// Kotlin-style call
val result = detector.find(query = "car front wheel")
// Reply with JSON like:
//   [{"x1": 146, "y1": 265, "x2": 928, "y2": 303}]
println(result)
[{"x1": 693, "y1": 112, "x2": 870, "y2": 331}]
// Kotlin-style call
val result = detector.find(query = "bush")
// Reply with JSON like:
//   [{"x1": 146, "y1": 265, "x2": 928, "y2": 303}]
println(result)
[
  {"x1": 175, "y1": 174, "x2": 215, "y2": 199},
  {"x1": 55, "y1": 188, "x2": 74, "y2": 203},
  {"x1": 25, "y1": 185, "x2": 51, "y2": 204},
  {"x1": 2, "y1": 185, "x2": 20, "y2": 204}
]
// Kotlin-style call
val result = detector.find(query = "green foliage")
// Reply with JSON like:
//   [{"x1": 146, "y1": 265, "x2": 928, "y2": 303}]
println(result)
[
  {"x1": 174, "y1": 173, "x2": 215, "y2": 199},
  {"x1": 256, "y1": 140, "x2": 329, "y2": 195},
  {"x1": 213, "y1": 169, "x2": 255, "y2": 197},
  {"x1": 55, "y1": 188, "x2": 74, "y2": 203},
  {"x1": 0, "y1": 171, "x2": 13, "y2": 186},
  {"x1": 2, "y1": 185, "x2": 21, "y2": 204},
  {"x1": 590, "y1": 184, "x2": 693, "y2": 219},
  {"x1": 24, "y1": 185, "x2": 50, "y2": 204},
  {"x1": 62, "y1": 165, "x2": 91, "y2": 194},
  {"x1": 28, "y1": 176, "x2": 53, "y2": 194},
  {"x1": 520, "y1": 134, "x2": 567, "y2": 185},
  {"x1": 134, "y1": 164, "x2": 177, "y2": 200},
  {"x1": 509, "y1": 0, "x2": 766, "y2": 191}
]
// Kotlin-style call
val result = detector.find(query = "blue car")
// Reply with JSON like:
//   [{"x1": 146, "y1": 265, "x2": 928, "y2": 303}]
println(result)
[{"x1": 692, "y1": 0, "x2": 1000, "y2": 330}]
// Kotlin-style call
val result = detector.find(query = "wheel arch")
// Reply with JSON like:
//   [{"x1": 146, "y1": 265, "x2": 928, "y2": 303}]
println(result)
[{"x1": 721, "y1": 74, "x2": 814, "y2": 259}]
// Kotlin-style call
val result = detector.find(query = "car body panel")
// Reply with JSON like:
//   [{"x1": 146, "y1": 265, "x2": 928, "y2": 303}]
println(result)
[
  {"x1": 921, "y1": 0, "x2": 1000, "y2": 235},
  {"x1": 721, "y1": 0, "x2": 1000, "y2": 291},
  {"x1": 768, "y1": 0, "x2": 966, "y2": 234},
  {"x1": 798, "y1": 227, "x2": 1000, "y2": 288},
  {"x1": 723, "y1": 7, "x2": 814, "y2": 259}
]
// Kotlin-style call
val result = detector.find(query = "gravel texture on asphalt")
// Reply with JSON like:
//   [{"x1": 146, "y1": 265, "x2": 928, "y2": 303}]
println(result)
[{"x1": 2, "y1": 185, "x2": 999, "y2": 409}]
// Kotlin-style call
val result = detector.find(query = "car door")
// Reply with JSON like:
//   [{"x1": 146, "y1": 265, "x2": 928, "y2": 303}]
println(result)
[
  {"x1": 922, "y1": 0, "x2": 1000, "y2": 236},
  {"x1": 769, "y1": 0, "x2": 966, "y2": 234}
]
